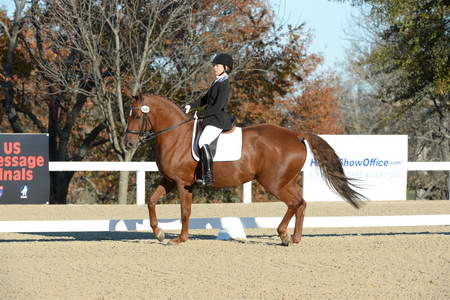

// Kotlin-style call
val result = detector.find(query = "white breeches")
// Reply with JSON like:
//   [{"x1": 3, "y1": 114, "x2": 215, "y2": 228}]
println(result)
[{"x1": 199, "y1": 125, "x2": 222, "y2": 148}]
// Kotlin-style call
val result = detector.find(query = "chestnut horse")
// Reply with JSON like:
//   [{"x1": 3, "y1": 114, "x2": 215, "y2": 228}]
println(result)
[{"x1": 124, "y1": 94, "x2": 364, "y2": 245}]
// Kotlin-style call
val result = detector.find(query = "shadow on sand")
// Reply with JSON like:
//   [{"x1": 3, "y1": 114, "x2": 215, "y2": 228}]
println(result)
[{"x1": 0, "y1": 230, "x2": 448, "y2": 245}]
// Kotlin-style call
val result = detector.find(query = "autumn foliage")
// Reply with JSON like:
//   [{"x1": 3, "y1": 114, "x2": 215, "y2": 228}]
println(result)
[{"x1": 1, "y1": 0, "x2": 343, "y2": 203}]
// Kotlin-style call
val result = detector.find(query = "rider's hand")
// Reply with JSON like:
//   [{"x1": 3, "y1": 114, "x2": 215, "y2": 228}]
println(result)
[{"x1": 184, "y1": 105, "x2": 191, "y2": 114}]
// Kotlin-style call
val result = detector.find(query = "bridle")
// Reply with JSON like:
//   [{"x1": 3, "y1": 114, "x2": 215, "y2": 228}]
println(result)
[{"x1": 125, "y1": 104, "x2": 193, "y2": 142}]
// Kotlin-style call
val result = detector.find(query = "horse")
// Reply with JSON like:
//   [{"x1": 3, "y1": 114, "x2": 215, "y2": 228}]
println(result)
[{"x1": 124, "y1": 94, "x2": 365, "y2": 245}]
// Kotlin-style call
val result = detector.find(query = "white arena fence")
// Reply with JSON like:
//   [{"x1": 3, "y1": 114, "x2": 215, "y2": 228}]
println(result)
[
  {"x1": 49, "y1": 161, "x2": 253, "y2": 205},
  {"x1": 1, "y1": 161, "x2": 449, "y2": 237},
  {"x1": 2, "y1": 215, "x2": 450, "y2": 237},
  {"x1": 49, "y1": 161, "x2": 450, "y2": 204}
]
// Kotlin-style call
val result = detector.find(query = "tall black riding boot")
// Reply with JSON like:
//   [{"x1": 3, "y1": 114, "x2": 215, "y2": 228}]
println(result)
[{"x1": 200, "y1": 144, "x2": 214, "y2": 185}]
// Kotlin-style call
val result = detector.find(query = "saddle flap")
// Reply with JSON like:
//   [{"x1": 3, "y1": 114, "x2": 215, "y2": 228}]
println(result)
[
  {"x1": 191, "y1": 119, "x2": 242, "y2": 162},
  {"x1": 193, "y1": 121, "x2": 218, "y2": 158}
]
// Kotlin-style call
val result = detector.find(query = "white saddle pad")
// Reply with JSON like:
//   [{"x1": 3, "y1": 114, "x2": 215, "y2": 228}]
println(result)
[{"x1": 191, "y1": 119, "x2": 242, "y2": 162}]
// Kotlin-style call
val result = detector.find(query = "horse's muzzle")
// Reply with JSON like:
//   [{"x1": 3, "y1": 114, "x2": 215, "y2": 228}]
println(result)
[
  {"x1": 125, "y1": 140, "x2": 136, "y2": 149},
  {"x1": 123, "y1": 133, "x2": 138, "y2": 150}
]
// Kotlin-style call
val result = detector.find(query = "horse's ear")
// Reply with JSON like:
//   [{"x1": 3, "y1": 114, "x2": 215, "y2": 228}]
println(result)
[
  {"x1": 123, "y1": 87, "x2": 133, "y2": 99},
  {"x1": 123, "y1": 87, "x2": 142, "y2": 101}
]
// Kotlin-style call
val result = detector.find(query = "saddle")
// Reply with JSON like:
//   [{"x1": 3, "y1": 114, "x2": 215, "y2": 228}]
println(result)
[{"x1": 191, "y1": 117, "x2": 242, "y2": 162}]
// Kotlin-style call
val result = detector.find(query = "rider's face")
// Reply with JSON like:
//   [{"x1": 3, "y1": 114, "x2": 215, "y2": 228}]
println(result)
[{"x1": 213, "y1": 64, "x2": 225, "y2": 76}]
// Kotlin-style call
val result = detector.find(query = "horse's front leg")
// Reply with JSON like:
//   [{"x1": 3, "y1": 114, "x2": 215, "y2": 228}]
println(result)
[
  {"x1": 169, "y1": 183, "x2": 193, "y2": 245},
  {"x1": 148, "y1": 178, "x2": 174, "y2": 242}
]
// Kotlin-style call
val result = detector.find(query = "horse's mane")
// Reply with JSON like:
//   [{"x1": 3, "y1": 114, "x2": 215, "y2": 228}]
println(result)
[{"x1": 146, "y1": 94, "x2": 187, "y2": 120}]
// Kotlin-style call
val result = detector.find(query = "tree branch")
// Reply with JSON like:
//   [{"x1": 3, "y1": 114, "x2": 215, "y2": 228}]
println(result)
[{"x1": 0, "y1": 20, "x2": 10, "y2": 39}]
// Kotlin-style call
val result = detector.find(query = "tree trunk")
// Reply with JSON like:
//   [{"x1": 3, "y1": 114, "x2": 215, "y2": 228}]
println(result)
[
  {"x1": 118, "y1": 171, "x2": 130, "y2": 204},
  {"x1": 117, "y1": 150, "x2": 135, "y2": 204},
  {"x1": 443, "y1": 119, "x2": 450, "y2": 200},
  {"x1": 49, "y1": 171, "x2": 74, "y2": 204}
]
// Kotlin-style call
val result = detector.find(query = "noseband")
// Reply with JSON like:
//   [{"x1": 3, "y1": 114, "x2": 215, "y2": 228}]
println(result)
[
  {"x1": 125, "y1": 104, "x2": 193, "y2": 142},
  {"x1": 125, "y1": 105, "x2": 153, "y2": 139}
]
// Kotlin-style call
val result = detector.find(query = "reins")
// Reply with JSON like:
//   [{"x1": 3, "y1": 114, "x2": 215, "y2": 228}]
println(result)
[
  {"x1": 145, "y1": 118, "x2": 194, "y2": 140},
  {"x1": 126, "y1": 116, "x2": 194, "y2": 141},
  {"x1": 125, "y1": 93, "x2": 195, "y2": 142}
]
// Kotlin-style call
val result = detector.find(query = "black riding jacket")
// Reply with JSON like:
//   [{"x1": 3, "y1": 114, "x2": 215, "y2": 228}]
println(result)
[{"x1": 189, "y1": 76, "x2": 232, "y2": 131}]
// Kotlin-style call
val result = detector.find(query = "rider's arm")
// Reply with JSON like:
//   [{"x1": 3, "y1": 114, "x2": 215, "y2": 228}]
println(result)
[
  {"x1": 198, "y1": 81, "x2": 230, "y2": 117},
  {"x1": 189, "y1": 93, "x2": 207, "y2": 109}
]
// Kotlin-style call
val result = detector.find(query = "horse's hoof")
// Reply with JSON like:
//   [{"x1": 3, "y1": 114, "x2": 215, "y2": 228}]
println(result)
[
  {"x1": 154, "y1": 230, "x2": 165, "y2": 242},
  {"x1": 291, "y1": 235, "x2": 301, "y2": 244},
  {"x1": 167, "y1": 238, "x2": 183, "y2": 245},
  {"x1": 167, "y1": 237, "x2": 187, "y2": 245},
  {"x1": 167, "y1": 239, "x2": 179, "y2": 246},
  {"x1": 280, "y1": 235, "x2": 290, "y2": 246}
]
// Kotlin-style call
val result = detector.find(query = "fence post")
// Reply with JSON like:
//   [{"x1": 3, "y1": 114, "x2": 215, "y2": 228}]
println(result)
[
  {"x1": 448, "y1": 171, "x2": 450, "y2": 200},
  {"x1": 243, "y1": 181, "x2": 252, "y2": 203},
  {"x1": 136, "y1": 171, "x2": 146, "y2": 205}
]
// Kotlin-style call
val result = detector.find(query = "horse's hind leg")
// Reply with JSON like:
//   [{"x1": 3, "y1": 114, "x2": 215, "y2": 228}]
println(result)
[
  {"x1": 271, "y1": 181, "x2": 304, "y2": 246},
  {"x1": 148, "y1": 178, "x2": 175, "y2": 242},
  {"x1": 292, "y1": 197, "x2": 306, "y2": 243}
]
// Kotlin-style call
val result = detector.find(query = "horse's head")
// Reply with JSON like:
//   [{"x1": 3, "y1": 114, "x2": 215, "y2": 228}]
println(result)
[
  {"x1": 124, "y1": 95, "x2": 154, "y2": 149},
  {"x1": 124, "y1": 93, "x2": 189, "y2": 149}
]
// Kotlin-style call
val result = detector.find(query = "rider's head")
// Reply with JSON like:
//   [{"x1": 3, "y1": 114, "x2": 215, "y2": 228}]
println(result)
[{"x1": 212, "y1": 53, "x2": 233, "y2": 76}]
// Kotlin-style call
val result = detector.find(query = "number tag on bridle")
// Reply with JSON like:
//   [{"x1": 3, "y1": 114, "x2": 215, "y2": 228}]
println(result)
[{"x1": 141, "y1": 105, "x2": 150, "y2": 113}]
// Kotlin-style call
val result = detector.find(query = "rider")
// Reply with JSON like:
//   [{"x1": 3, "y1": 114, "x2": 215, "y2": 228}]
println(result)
[{"x1": 184, "y1": 53, "x2": 234, "y2": 185}]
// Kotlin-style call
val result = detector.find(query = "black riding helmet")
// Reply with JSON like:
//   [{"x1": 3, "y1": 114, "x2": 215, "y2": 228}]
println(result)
[{"x1": 212, "y1": 53, "x2": 233, "y2": 71}]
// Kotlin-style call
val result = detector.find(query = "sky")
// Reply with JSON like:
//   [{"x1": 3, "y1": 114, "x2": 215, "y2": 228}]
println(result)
[
  {"x1": 1, "y1": 0, "x2": 359, "y2": 72},
  {"x1": 0, "y1": 0, "x2": 13, "y2": 15},
  {"x1": 270, "y1": 0, "x2": 360, "y2": 71}
]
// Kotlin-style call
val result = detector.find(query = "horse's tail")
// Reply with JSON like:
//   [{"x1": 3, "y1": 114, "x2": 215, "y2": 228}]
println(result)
[{"x1": 300, "y1": 133, "x2": 366, "y2": 209}]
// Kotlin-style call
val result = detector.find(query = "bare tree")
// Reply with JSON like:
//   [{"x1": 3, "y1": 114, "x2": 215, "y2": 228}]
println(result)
[
  {"x1": 8, "y1": 0, "x2": 323, "y2": 204},
  {"x1": 35, "y1": 0, "x2": 236, "y2": 203},
  {"x1": 0, "y1": 0, "x2": 28, "y2": 132}
]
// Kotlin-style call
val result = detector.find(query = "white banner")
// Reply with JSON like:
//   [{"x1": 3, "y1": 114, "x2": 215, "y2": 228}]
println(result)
[{"x1": 303, "y1": 135, "x2": 408, "y2": 201}]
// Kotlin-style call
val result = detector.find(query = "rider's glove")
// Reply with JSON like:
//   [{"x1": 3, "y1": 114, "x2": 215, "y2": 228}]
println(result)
[{"x1": 184, "y1": 105, "x2": 191, "y2": 114}]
